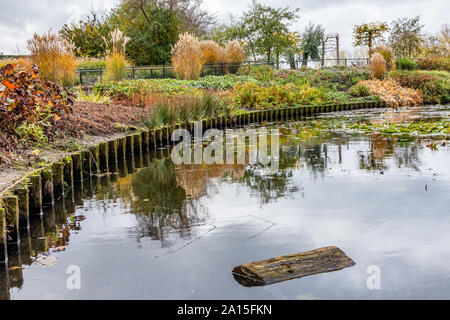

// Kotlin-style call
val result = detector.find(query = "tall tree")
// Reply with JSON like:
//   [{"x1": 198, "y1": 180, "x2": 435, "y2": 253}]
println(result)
[
  {"x1": 388, "y1": 16, "x2": 424, "y2": 58},
  {"x1": 59, "y1": 10, "x2": 111, "y2": 57},
  {"x1": 111, "y1": 0, "x2": 181, "y2": 65},
  {"x1": 160, "y1": 0, "x2": 215, "y2": 35},
  {"x1": 300, "y1": 23, "x2": 324, "y2": 66},
  {"x1": 353, "y1": 22, "x2": 389, "y2": 56},
  {"x1": 242, "y1": 1, "x2": 300, "y2": 62},
  {"x1": 439, "y1": 23, "x2": 450, "y2": 55}
]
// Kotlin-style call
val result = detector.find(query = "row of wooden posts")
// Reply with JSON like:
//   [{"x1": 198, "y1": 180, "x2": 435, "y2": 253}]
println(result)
[{"x1": 0, "y1": 100, "x2": 386, "y2": 267}]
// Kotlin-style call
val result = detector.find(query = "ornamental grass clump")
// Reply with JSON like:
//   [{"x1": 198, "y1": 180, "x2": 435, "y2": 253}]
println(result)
[
  {"x1": 140, "y1": 93, "x2": 226, "y2": 128},
  {"x1": 27, "y1": 31, "x2": 76, "y2": 89},
  {"x1": 225, "y1": 40, "x2": 245, "y2": 65},
  {"x1": 200, "y1": 40, "x2": 222, "y2": 64},
  {"x1": 370, "y1": 53, "x2": 387, "y2": 80},
  {"x1": 104, "y1": 29, "x2": 130, "y2": 82},
  {"x1": 375, "y1": 46, "x2": 395, "y2": 71},
  {"x1": 172, "y1": 33, "x2": 204, "y2": 80}
]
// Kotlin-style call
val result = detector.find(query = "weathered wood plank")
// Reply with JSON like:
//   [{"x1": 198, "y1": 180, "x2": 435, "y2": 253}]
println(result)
[{"x1": 232, "y1": 246, "x2": 355, "y2": 287}]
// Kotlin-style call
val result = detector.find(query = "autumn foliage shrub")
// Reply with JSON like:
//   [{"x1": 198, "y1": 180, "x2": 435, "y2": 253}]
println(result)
[
  {"x1": 389, "y1": 71, "x2": 450, "y2": 104},
  {"x1": 357, "y1": 79, "x2": 423, "y2": 107},
  {"x1": 417, "y1": 56, "x2": 450, "y2": 72},
  {"x1": 370, "y1": 53, "x2": 387, "y2": 80},
  {"x1": 0, "y1": 63, "x2": 74, "y2": 150},
  {"x1": 172, "y1": 33, "x2": 204, "y2": 80},
  {"x1": 27, "y1": 31, "x2": 76, "y2": 89}
]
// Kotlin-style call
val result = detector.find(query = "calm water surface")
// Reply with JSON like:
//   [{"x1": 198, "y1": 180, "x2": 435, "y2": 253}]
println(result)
[{"x1": 1, "y1": 106, "x2": 450, "y2": 300}]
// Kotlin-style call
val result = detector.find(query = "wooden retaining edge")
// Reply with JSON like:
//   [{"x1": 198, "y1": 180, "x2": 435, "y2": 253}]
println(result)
[{"x1": 0, "y1": 99, "x2": 385, "y2": 259}]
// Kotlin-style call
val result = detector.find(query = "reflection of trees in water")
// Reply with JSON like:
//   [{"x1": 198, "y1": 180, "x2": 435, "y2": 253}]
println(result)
[
  {"x1": 394, "y1": 141, "x2": 421, "y2": 171},
  {"x1": 358, "y1": 134, "x2": 421, "y2": 171},
  {"x1": 122, "y1": 125, "x2": 424, "y2": 246},
  {"x1": 125, "y1": 158, "x2": 210, "y2": 248}
]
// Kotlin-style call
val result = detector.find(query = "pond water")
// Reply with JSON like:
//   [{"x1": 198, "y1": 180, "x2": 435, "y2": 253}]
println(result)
[{"x1": 1, "y1": 106, "x2": 450, "y2": 300}]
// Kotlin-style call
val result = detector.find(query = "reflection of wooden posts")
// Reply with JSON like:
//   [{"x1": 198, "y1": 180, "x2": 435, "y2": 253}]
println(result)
[
  {"x1": 89, "y1": 145, "x2": 100, "y2": 175},
  {"x1": 63, "y1": 156, "x2": 74, "y2": 195},
  {"x1": 99, "y1": 142, "x2": 109, "y2": 173},
  {"x1": 81, "y1": 150, "x2": 91, "y2": 180},
  {"x1": 232, "y1": 246, "x2": 355, "y2": 287}
]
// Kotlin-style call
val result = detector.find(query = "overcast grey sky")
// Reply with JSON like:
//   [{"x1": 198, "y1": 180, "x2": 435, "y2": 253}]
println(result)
[{"x1": 0, "y1": 0, "x2": 448, "y2": 55}]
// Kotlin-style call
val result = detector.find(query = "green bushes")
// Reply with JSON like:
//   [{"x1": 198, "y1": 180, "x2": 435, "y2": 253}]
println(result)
[
  {"x1": 281, "y1": 66, "x2": 371, "y2": 90},
  {"x1": 349, "y1": 84, "x2": 370, "y2": 97},
  {"x1": 76, "y1": 58, "x2": 106, "y2": 69},
  {"x1": 15, "y1": 121, "x2": 49, "y2": 146},
  {"x1": 93, "y1": 75, "x2": 259, "y2": 99},
  {"x1": 238, "y1": 65, "x2": 277, "y2": 82},
  {"x1": 232, "y1": 82, "x2": 329, "y2": 109},
  {"x1": 396, "y1": 58, "x2": 418, "y2": 70},
  {"x1": 389, "y1": 70, "x2": 450, "y2": 104}
]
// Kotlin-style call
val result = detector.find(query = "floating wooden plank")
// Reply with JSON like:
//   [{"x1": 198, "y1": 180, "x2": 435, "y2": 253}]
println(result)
[{"x1": 232, "y1": 246, "x2": 355, "y2": 287}]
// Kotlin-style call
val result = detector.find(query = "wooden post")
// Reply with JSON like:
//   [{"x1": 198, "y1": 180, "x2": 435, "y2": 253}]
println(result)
[
  {"x1": 72, "y1": 153, "x2": 83, "y2": 182},
  {"x1": 133, "y1": 133, "x2": 142, "y2": 155},
  {"x1": 0, "y1": 207, "x2": 7, "y2": 263},
  {"x1": 28, "y1": 174, "x2": 42, "y2": 215},
  {"x1": 89, "y1": 145, "x2": 100, "y2": 175},
  {"x1": 3, "y1": 196, "x2": 20, "y2": 244},
  {"x1": 141, "y1": 131, "x2": 149, "y2": 152},
  {"x1": 41, "y1": 167, "x2": 54, "y2": 205},
  {"x1": 126, "y1": 135, "x2": 134, "y2": 156},
  {"x1": 14, "y1": 186, "x2": 29, "y2": 233},
  {"x1": 52, "y1": 161, "x2": 64, "y2": 201}
]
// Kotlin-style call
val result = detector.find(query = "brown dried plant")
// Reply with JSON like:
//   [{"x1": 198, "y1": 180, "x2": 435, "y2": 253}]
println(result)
[
  {"x1": 370, "y1": 52, "x2": 387, "y2": 80},
  {"x1": 27, "y1": 31, "x2": 76, "y2": 88},
  {"x1": 171, "y1": 33, "x2": 204, "y2": 80}
]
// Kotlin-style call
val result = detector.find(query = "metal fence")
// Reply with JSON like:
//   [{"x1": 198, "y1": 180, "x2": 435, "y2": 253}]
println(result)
[
  {"x1": 77, "y1": 61, "x2": 274, "y2": 85},
  {"x1": 77, "y1": 58, "x2": 373, "y2": 85}
]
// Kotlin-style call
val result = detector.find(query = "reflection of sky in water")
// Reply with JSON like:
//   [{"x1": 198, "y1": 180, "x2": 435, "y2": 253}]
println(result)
[{"x1": 4, "y1": 110, "x2": 450, "y2": 300}]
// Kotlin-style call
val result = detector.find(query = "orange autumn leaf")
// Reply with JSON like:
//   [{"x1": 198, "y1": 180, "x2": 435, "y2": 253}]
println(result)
[{"x1": 3, "y1": 79, "x2": 18, "y2": 90}]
